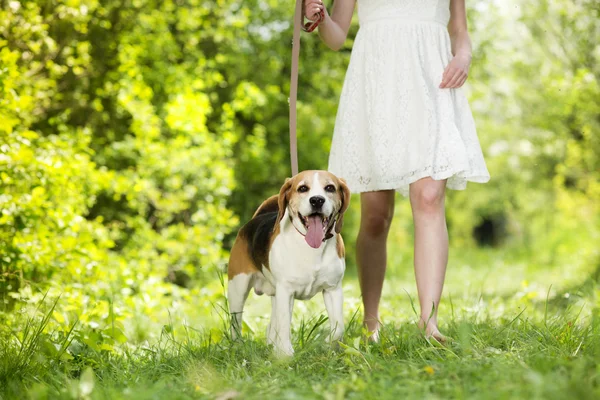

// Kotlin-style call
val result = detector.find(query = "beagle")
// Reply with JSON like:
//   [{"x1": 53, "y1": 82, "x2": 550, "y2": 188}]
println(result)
[{"x1": 227, "y1": 170, "x2": 351, "y2": 356}]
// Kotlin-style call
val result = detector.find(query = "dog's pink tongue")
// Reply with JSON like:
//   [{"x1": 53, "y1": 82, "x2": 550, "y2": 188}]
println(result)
[{"x1": 305, "y1": 215, "x2": 324, "y2": 249}]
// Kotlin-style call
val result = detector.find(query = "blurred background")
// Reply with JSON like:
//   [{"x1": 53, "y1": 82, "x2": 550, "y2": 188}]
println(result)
[{"x1": 0, "y1": 0, "x2": 598, "y2": 349}]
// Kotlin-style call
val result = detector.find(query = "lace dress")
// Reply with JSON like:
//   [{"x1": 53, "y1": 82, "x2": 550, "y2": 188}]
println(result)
[{"x1": 327, "y1": 0, "x2": 490, "y2": 196}]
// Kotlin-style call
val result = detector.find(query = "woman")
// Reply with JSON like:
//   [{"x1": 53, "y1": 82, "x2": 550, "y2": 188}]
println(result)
[{"x1": 305, "y1": 0, "x2": 490, "y2": 341}]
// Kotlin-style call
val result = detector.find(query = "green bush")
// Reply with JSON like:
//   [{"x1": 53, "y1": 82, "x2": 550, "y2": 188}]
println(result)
[{"x1": 0, "y1": 0, "x2": 238, "y2": 346}]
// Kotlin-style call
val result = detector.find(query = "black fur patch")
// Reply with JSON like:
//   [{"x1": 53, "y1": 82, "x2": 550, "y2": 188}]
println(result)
[
  {"x1": 240, "y1": 211, "x2": 278, "y2": 270},
  {"x1": 254, "y1": 198, "x2": 279, "y2": 217}
]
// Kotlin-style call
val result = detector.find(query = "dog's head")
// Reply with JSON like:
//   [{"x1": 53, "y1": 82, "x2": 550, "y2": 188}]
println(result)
[{"x1": 276, "y1": 170, "x2": 351, "y2": 248}]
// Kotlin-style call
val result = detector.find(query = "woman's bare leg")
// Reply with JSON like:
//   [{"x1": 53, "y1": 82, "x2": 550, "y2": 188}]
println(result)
[
  {"x1": 409, "y1": 177, "x2": 448, "y2": 341},
  {"x1": 356, "y1": 190, "x2": 395, "y2": 340}
]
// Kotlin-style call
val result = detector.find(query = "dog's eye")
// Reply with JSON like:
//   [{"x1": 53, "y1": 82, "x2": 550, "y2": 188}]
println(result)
[
  {"x1": 298, "y1": 185, "x2": 309, "y2": 193},
  {"x1": 324, "y1": 185, "x2": 336, "y2": 193}
]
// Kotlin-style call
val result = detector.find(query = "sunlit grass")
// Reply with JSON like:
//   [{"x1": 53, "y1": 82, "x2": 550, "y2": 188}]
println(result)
[{"x1": 1, "y1": 244, "x2": 598, "y2": 399}]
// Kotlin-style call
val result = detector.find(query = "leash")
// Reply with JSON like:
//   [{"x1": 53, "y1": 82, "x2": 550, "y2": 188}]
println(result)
[{"x1": 289, "y1": 0, "x2": 324, "y2": 176}]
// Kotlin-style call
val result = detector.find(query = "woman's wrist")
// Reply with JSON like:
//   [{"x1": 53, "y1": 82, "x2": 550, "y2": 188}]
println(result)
[
  {"x1": 318, "y1": 9, "x2": 331, "y2": 29},
  {"x1": 450, "y1": 30, "x2": 472, "y2": 59}
]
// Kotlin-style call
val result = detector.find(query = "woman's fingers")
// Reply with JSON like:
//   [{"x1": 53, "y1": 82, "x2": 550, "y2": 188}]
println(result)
[
  {"x1": 456, "y1": 73, "x2": 468, "y2": 88},
  {"x1": 440, "y1": 53, "x2": 471, "y2": 88},
  {"x1": 440, "y1": 66, "x2": 468, "y2": 89},
  {"x1": 447, "y1": 70, "x2": 464, "y2": 88},
  {"x1": 439, "y1": 66, "x2": 452, "y2": 88},
  {"x1": 441, "y1": 67, "x2": 461, "y2": 89},
  {"x1": 304, "y1": 0, "x2": 324, "y2": 21}
]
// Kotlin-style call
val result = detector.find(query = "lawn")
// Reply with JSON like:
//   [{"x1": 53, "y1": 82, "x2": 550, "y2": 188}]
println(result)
[{"x1": 2, "y1": 245, "x2": 599, "y2": 400}]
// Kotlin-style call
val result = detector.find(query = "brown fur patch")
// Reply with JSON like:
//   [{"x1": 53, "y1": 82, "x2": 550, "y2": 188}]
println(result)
[
  {"x1": 336, "y1": 234, "x2": 345, "y2": 259},
  {"x1": 227, "y1": 233, "x2": 260, "y2": 279},
  {"x1": 229, "y1": 196, "x2": 280, "y2": 277}
]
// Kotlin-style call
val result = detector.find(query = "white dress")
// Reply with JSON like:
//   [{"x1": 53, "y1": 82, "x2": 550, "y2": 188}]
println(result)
[{"x1": 327, "y1": 0, "x2": 490, "y2": 196}]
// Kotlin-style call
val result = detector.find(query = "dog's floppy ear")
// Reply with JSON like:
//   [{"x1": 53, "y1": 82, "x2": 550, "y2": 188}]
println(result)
[
  {"x1": 276, "y1": 177, "x2": 293, "y2": 227},
  {"x1": 335, "y1": 178, "x2": 351, "y2": 234}
]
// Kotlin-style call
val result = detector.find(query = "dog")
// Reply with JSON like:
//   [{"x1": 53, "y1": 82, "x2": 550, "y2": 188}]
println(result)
[{"x1": 227, "y1": 170, "x2": 351, "y2": 356}]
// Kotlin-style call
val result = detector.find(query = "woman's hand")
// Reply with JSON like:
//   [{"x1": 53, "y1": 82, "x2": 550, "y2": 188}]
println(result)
[
  {"x1": 440, "y1": 53, "x2": 471, "y2": 89},
  {"x1": 304, "y1": 0, "x2": 325, "y2": 21}
]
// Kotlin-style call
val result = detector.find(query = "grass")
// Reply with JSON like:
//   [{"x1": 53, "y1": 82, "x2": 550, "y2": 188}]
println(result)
[{"x1": 1, "y1": 246, "x2": 599, "y2": 399}]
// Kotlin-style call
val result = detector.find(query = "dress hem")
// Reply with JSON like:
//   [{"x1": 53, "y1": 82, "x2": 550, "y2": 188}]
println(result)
[{"x1": 331, "y1": 167, "x2": 490, "y2": 197}]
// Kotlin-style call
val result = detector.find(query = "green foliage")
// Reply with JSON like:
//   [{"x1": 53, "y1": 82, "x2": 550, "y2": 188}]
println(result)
[
  {"x1": 436, "y1": 0, "x2": 600, "y2": 265},
  {"x1": 0, "y1": 0, "x2": 236, "y2": 344}
]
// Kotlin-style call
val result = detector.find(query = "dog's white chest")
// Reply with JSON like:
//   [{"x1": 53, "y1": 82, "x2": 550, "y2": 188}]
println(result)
[{"x1": 268, "y1": 232, "x2": 345, "y2": 300}]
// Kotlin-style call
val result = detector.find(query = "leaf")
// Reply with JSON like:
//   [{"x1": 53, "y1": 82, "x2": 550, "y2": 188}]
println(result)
[
  {"x1": 52, "y1": 311, "x2": 65, "y2": 324},
  {"x1": 98, "y1": 343, "x2": 115, "y2": 352},
  {"x1": 104, "y1": 327, "x2": 128, "y2": 344}
]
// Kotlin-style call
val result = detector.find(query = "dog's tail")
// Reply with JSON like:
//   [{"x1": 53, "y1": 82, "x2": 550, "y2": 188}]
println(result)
[{"x1": 251, "y1": 194, "x2": 279, "y2": 218}]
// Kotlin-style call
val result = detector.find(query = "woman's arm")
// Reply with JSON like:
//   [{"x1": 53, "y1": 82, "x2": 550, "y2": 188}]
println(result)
[
  {"x1": 448, "y1": 0, "x2": 472, "y2": 58},
  {"x1": 440, "y1": 0, "x2": 472, "y2": 88},
  {"x1": 305, "y1": 0, "x2": 355, "y2": 51}
]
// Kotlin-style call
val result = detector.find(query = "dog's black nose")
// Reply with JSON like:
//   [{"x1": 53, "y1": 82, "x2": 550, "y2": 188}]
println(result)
[{"x1": 309, "y1": 196, "x2": 325, "y2": 208}]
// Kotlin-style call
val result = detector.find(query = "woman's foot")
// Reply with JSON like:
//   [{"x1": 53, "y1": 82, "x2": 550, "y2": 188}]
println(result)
[
  {"x1": 364, "y1": 319, "x2": 381, "y2": 343},
  {"x1": 418, "y1": 319, "x2": 447, "y2": 343}
]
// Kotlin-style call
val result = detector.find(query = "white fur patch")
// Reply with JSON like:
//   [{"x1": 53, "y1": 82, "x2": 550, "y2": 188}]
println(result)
[{"x1": 263, "y1": 208, "x2": 346, "y2": 355}]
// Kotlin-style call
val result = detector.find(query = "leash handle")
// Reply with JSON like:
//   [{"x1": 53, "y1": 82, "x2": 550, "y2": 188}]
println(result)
[
  {"x1": 302, "y1": 5, "x2": 325, "y2": 33},
  {"x1": 290, "y1": 1, "x2": 325, "y2": 176}
]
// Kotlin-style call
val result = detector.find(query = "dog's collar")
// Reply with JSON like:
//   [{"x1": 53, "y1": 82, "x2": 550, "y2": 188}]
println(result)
[{"x1": 289, "y1": 212, "x2": 338, "y2": 242}]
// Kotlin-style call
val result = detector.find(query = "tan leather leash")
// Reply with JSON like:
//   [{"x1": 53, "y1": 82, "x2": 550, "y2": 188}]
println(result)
[{"x1": 289, "y1": 0, "x2": 324, "y2": 176}]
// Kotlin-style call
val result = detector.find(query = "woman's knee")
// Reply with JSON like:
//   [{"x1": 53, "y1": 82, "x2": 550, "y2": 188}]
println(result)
[
  {"x1": 360, "y1": 208, "x2": 394, "y2": 237},
  {"x1": 410, "y1": 182, "x2": 445, "y2": 213}
]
